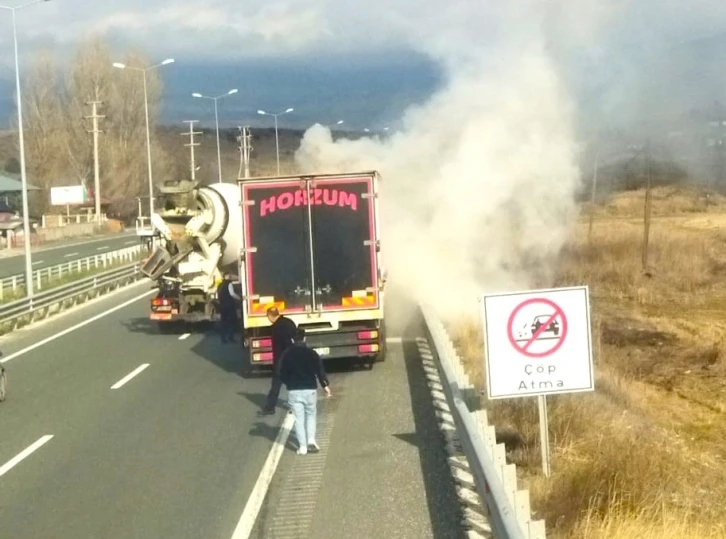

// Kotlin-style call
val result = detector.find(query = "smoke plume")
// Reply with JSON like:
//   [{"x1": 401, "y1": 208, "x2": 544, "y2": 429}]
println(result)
[{"x1": 295, "y1": 2, "x2": 592, "y2": 322}]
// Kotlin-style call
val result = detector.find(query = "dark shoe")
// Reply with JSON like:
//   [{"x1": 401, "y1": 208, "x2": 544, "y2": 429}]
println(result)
[
  {"x1": 258, "y1": 408, "x2": 275, "y2": 416},
  {"x1": 307, "y1": 442, "x2": 320, "y2": 453}
]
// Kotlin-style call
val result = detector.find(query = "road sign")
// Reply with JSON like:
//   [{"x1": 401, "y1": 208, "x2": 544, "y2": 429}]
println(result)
[{"x1": 480, "y1": 286, "x2": 593, "y2": 399}]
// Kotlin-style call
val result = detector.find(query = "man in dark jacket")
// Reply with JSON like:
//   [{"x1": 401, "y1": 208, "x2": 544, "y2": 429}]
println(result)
[
  {"x1": 217, "y1": 273, "x2": 241, "y2": 343},
  {"x1": 278, "y1": 328, "x2": 331, "y2": 455},
  {"x1": 259, "y1": 306, "x2": 297, "y2": 415}
]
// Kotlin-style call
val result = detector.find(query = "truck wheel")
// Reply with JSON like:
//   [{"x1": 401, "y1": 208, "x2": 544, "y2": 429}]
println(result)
[{"x1": 375, "y1": 322, "x2": 387, "y2": 363}]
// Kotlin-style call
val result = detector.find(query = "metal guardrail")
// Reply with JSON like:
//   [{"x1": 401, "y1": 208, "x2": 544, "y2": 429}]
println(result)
[
  {"x1": 420, "y1": 305, "x2": 546, "y2": 539},
  {"x1": 0, "y1": 263, "x2": 143, "y2": 332},
  {"x1": 0, "y1": 245, "x2": 144, "y2": 299}
]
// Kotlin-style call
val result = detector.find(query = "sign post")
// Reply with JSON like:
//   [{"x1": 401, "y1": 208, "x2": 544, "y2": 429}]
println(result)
[
  {"x1": 538, "y1": 394, "x2": 551, "y2": 476},
  {"x1": 479, "y1": 285, "x2": 593, "y2": 477}
]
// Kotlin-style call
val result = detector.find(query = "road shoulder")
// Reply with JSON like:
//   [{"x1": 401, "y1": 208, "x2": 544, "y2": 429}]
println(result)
[{"x1": 251, "y1": 317, "x2": 465, "y2": 539}]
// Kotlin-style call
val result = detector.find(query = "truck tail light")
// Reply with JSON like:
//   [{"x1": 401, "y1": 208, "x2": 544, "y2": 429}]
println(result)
[
  {"x1": 252, "y1": 338, "x2": 272, "y2": 348},
  {"x1": 358, "y1": 344, "x2": 379, "y2": 353},
  {"x1": 357, "y1": 330, "x2": 378, "y2": 340},
  {"x1": 252, "y1": 352, "x2": 273, "y2": 362},
  {"x1": 152, "y1": 298, "x2": 171, "y2": 306}
]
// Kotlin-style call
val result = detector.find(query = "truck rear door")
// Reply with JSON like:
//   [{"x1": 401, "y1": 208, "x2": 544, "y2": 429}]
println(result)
[
  {"x1": 242, "y1": 180, "x2": 312, "y2": 316},
  {"x1": 308, "y1": 174, "x2": 380, "y2": 312}
]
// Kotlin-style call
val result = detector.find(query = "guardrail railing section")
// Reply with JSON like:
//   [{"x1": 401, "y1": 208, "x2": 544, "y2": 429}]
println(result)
[
  {"x1": 420, "y1": 305, "x2": 546, "y2": 539},
  {"x1": 0, "y1": 263, "x2": 143, "y2": 334},
  {"x1": 0, "y1": 244, "x2": 144, "y2": 299}
]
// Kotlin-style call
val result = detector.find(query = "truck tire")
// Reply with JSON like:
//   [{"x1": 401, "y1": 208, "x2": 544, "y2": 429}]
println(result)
[{"x1": 375, "y1": 322, "x2": 387, "y2": 363}]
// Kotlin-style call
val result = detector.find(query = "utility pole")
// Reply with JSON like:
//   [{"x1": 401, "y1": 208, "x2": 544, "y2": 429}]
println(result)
[
  {"x1": 237, "y1": 126, "x2": 253, "y2": 179},
  {"x1": 642, "y1": 140, "x2": 653, "y2": 274},
  {"x1": 182, "y1": 120, "x2": 202, "y2": 181},
  {"x1": 587, "y1": 147, "x2": 600, "y2": 246},
  {"x1": 85, "y1": 100, "x2": 105, "y2": 224}
]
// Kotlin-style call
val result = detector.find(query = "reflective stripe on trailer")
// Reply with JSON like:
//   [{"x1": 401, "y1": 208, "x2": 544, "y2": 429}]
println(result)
[
  {"x1": 341, "y1": 295, "x2": 376, "y2": 307},
  {"x1": 250, "y1": 300, "x2": 286, "y2": 314}
]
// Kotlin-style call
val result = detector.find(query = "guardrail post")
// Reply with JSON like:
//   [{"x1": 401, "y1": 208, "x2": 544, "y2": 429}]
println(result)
[
  {"x1": 12, "y1": 276, "x2": 17, "y2": 291},
  {"x1": 36, "y1": 270, "x2": 41, "y2": 290}
]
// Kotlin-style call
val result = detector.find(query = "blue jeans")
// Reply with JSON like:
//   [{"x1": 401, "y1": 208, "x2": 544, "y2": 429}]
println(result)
[{"x1": 288, "y1": 389, "x2": 317, "y2": 448}]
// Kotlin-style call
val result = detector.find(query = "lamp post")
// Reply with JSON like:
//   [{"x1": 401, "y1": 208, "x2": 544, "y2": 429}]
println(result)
[
  {"x1": 112, "y1": 58, "x2": 174, "y2": 217},
  {"x1": 257, "y1": 108, "x2": 294, "y2": 175},
  {"x1": 192, "y1": 89, "x2": 238, "y2": 183},
  {"x1": 0, "y1": 0, "x2": 51, "y2": 298}
]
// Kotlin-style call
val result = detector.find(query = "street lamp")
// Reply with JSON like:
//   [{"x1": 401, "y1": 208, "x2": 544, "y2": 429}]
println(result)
[
  {"x1": 257, "y1": 108, "x2": 294, "y2": 175},
  {"x1": 0, "y1": 0, "x2": 52, "y2": 298},
  {"x1": 192, "y1": 89, "x2": 238, "y2": 183},
  {"x1": 112, "y1": 57, "x2": 174, "y2": 217}
]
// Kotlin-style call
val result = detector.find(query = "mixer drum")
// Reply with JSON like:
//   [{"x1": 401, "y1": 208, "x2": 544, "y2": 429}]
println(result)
[{"x1": 194, "y1": 182, "x2": 241, "y2": 267}]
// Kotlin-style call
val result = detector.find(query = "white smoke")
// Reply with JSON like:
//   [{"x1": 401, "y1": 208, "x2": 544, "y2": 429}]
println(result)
[{"x1": 294, "y1": 2, "x2": 594, "y2": 322}]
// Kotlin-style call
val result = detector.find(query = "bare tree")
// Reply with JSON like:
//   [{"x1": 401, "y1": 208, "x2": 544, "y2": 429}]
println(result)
[
  {"x1": 20, "y1": 49, "x2": 66, "y2": 215},
  {"x1": 20, "y1": 35, "x2": 177, "y2": 218}
]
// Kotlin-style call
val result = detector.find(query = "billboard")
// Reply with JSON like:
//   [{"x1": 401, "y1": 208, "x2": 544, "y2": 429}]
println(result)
[{"x1": 50, "y1": 185, "x2": 88, "y2": 206}]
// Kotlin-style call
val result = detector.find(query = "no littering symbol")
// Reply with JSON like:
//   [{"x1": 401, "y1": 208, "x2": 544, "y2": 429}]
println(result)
[{"x1": 507, "y1": 298, "x2": 568, "y2": 358}]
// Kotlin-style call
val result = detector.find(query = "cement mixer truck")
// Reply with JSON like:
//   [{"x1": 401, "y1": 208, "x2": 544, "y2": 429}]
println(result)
[
  {"x1": 139, "y1": 179, "x2": 242, "y2": 331},
  {"x1": 140, "y1": 171, "x2": 387, "y2": 368}
]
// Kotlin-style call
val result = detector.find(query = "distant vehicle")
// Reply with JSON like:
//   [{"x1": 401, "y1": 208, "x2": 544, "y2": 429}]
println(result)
[{"x1": 531, "y1": 315, "x2": 559, "y2": 337}]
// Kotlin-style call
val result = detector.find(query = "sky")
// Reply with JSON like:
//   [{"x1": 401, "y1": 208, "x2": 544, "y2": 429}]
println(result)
[
  {"x1": 0, "y1": 0, "x2": 724, "y2": 315},
  {"x1": 0, "y1": 1, "x2": 723, "y2": 137}
]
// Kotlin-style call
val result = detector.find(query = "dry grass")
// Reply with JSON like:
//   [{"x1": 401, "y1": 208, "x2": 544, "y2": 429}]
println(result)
[{"x1": 452, "y1": 186, "x2": 726, "y2": 538}]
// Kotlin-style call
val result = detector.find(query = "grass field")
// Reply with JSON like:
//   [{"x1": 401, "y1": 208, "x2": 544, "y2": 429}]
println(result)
[{"x1": 453, "y1": 185, "x2": 726, "y2": 538}]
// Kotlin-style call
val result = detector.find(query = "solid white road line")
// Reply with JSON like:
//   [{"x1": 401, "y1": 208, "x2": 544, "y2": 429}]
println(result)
[
  {"x1": 124, "y1": 240, "x2": 136, "y2": 245},
  {"x1": 230, "y1": 412, "x2": 295, "y2": 539},
  {"x1": 31, "y1": 260, "x2": 44, "y2": 266},
  {"x1": 110, "y1": 364, "x2": 150, "y2": 389},
  {"x1": 179, "y1": 333, "x2": 191, "y2": 340},
  {"x1": 63, "y1": 252, "x2": 80, "y2": 258},
  {"x1": 0, "y1": 435, "x2": 54, "y2": 478},
  {"x1": 96, "y1": 246, "x2": 109, "y2": 251},
  {"x1": 0, "y1": 289, "x2": 156, "y2": 365}
]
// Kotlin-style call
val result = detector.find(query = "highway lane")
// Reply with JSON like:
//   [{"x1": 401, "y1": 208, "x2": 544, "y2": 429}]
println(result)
[
  {"x1": 0, "y1": 232, "x2": 140, "y2": 278},
  {"x1": 0, "y1": 284, "x2": 465, "y2": 538},
  {"x1": 0, "y1": 285, "x2": 281, "y2": 538}
]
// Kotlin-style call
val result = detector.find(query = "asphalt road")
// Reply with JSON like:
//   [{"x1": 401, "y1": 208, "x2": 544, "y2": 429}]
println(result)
[
  {"x1": 0, "y1": 233, "x2": 140, "y2": 278},
  {"x1": 0, "y1": 284, "x2": 277, "y2": 538},
  {"x1": 0, "y1": 284, "x2": 465, "y2": 538},
  {"x1": 250, "y1": 302, "x2": 465, "y2": 539}
]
